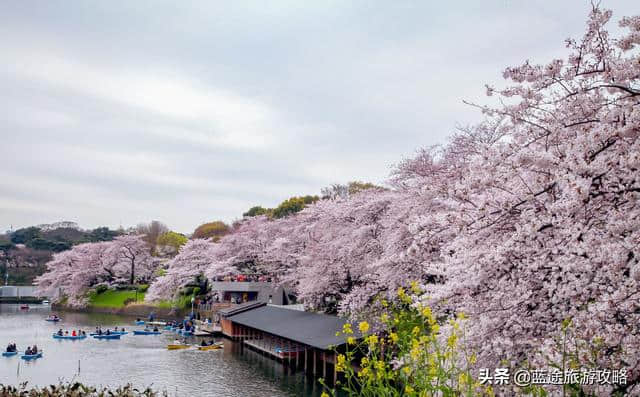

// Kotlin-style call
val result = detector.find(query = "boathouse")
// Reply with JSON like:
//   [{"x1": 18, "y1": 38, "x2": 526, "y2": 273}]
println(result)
[{"x1": 219, "y1": 302, "x2": 359, "y2": 383}]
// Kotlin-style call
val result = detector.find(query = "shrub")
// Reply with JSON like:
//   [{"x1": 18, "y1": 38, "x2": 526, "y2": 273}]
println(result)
[{"x1": 95, "y1": 284, "x2": 109, "y2": 294}]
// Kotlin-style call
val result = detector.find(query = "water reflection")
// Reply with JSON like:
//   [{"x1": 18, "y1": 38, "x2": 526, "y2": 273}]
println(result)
[{"x1": 0, "y1": 304, "x2": 323, "y2": 396}]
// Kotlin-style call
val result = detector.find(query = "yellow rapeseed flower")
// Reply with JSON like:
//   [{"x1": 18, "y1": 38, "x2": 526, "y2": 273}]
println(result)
[
  {"x1": 367, "y1": 334, "x2": 378, "y2": 347},
  {"x1": 405, "y1": 385, "x2": 414, "y2": 394},
  {"x1": 447, "y1": 333, "x2": 457, "y2": 348},
  {"x1": 389, "y1": 332, "x2": 398, "y2": 344},
  {"x1": 410, "y1": 280, "x2": 420, "y2": 294},
  {"x1": 342, "y1": 323, "x2": 353, "y2": 335},
  {"x1": 358, "y1": 321, "x2": 370, "y2": 334},
  {"x1": 380, "y1": 313, "x2": 389, "y2": 323},
  {"x1": 321, "y1": 392, "x2": 329, "y2": 397},
  {"x1": 402, "y1": 366, "x2": 411, "y2": 376},
  {"x1": 347, "y1": 336, "x2": 355, "y2": 345},
  {"x1": 336, "y1": 354, "x2": 346, "y2": 372}
]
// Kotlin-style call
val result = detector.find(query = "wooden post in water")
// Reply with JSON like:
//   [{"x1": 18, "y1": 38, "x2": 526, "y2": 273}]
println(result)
[
  {"x1": 322, "y1": 351, "x2": 326, "y2": 378},
  {"x1": 313, "y1": 349, "x2": 317, "y2": 375}
]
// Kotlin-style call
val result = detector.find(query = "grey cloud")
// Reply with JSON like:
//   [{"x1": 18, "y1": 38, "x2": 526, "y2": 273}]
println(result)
[{"x1": 1, "y1": 0, "x2": 638, "y2": 233}]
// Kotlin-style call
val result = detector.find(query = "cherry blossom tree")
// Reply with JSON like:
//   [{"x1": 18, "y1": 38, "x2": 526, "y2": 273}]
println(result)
[
  {"x1": 402, "y1": 6, "x2": 640, "y2": 392},
  {"x1": 35, "y1": 235, "x2": 157, "y2": 307},
  {"x1": 145, "y1": 239, "x2": 218, "y2": 301}
]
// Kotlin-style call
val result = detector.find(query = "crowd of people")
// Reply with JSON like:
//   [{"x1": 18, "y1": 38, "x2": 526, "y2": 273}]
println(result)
[{"x1": 212, "y1": 274, "x2": 275, "y2": 283}]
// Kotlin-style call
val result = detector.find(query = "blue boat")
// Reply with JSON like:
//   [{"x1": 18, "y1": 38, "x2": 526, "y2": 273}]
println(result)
[
  {"x1": 164, "y1": 325, "x2": 172, "y2": 330},
  {"x1": 52, "y1": 334, "x2": 87, "y2": 340},
  {"x1": 21, "y1": 352, "x2": 43, "y2": 360},
  {"x1": 135, "y1": 320, "x2": 145, "y2": 325},
  {"x1": 133, "y1": 330, "x2": 161, "y2": 335},
  {"x1": 89, "y1": 331, "x2": 127, "y2": 336},
  {"x1": 2, "y1": 351, "x2": 18, "y2": 357},
  {"x1": 93, "y1": 334, "x2": 121, "y2": 340}
]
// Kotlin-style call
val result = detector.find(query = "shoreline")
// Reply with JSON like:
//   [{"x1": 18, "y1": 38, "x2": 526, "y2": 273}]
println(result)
[{"x1": 52, "y1": 303, "x2": 189, "y2": 319}]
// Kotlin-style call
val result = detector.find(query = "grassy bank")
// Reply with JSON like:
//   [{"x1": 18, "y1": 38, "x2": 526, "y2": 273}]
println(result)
[
  {"x1": 87, "y1": 289, "x2": 191, "y2": 310},
  {"x1": 88, "y1": 289, "x2": 145, "y2": 308}
]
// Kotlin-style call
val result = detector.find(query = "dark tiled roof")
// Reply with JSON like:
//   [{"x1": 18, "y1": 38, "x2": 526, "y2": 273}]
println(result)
[
  {"x1": 227, "y1": 305, "x2": 358, "y2": 350},
  {"x1": 219, "y1": 301, "x2": 266, "y2": 317}
]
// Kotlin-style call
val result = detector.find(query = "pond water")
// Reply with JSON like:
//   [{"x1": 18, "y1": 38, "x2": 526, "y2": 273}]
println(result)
[{"x1": 0, "y1": 304, "x2": 325, "y2": 396}]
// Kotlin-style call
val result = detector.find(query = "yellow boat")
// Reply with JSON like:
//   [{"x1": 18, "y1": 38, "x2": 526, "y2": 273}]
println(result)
[
  {"x1": 198, "y1": 343, "x2": 223, "y2": 351},
  {"x1": 167, "y1": 344, "x2": 191, "y2": 350}
]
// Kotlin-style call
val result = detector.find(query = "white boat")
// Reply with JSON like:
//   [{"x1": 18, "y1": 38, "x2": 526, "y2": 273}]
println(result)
[{"x1": 42, "y1": 300, "x2": 50, "y2": 305}]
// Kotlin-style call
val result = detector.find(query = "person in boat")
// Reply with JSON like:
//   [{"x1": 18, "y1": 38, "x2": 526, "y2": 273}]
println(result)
[
  {"x1": 105, "y1": 329, "x2": 111, "y2": 335},
  {"x1": 25, "y1": 346, "x2": 32, "y2": 355},
  {"x1": 153, "y1": 326, "x2": 158, "y2": 332},
  {"x1": 57, "y1": 329, "x2": 63, "y2": 336},
  {"x1": 72, "y1": 330, "x2": 77, "y2": 337},
  {"x1": 31, "y1": 345, "x2": 38, "y2": 354},
  {"x1": 81, "y1": 330, "x2": 86, "y2": 336},
  {"x1": 64, "y1": 330, "x2": 69, "y2": 335},
  {"x1": 6, "y1": 343, "x2": 14, "y2": 352}
]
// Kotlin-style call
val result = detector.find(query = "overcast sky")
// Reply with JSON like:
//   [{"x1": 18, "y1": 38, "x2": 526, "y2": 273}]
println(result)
[{"x1": 1, "y1": 1, "x2": 637, "y2": 234}]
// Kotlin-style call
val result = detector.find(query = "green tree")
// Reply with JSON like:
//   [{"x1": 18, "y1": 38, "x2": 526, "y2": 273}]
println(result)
[
  {"x1": 192, "y1": 221, "x2": 229, "y2": 241},
  {"x1": 243, "y1": 206, "x2": 271, "y2": 217},
  {"x1": 347, "y1": 181, "x2": 379, "y2": 195},
  {"x1": 157, "y1": 231, "x2": 188, "y2": 252},
  {"x1": 88, "y1": 227, "x2": 120, "y2": 242},
  {"x1": 10, "y1": 227, "x2": 41, "y2": 244},
  {"x1": 27, "y1": 238, "x2": 71, "y2": 252},
  {"x1": 271, "y1": 195, "x2": 319, "y2": 218}
]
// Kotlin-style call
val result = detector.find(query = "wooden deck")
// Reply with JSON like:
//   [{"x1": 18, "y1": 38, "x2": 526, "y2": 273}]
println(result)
[{"x1": 195, "y1": 320, "x2": 222, "y2": 334}]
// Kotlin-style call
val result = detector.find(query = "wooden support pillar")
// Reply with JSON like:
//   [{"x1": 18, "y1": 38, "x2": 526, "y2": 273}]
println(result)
[
  {"x1": 313, "y1": 349, "x2": 317, "y2": 375},
  {"x1": 304, "y1": 348, "x2": 307, "y2": 372},
  {"x1": 322, "y1": 351, "x2": 326, "y2": 378}
]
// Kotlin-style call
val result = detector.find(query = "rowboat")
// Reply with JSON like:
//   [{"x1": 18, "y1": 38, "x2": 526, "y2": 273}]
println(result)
[
  {"x1": 20, "y1": 305, "x2": 29, "y2": 310},
  {"x1": 2, "y1": 351, "x2": 18, "y2": 357},
  {"x1": 147, "y1": 321, "x2": 166, "y2": 326},
  {"x1": 45, "y1": 317, "x2": 60, "y2": 322},
  {"x1": 89, "y1": 331, "x2": 127, "y2": 336},
  {"x1": 21, "y1": 352, "x2": 43, "y2": 360},
  {"x1": 134, "y1": 320, "x2": 145, "y2": 325},
  {"x1": 197, "y1": 343, "x2": 223, "y2": 351},
  {"x1": 93, "y1": 334, "x2": 121, "y2": 340},
  {"x1": 52, "y1": 334, "x2": 86, "y2": 340},
  {"x1": 167, "y1": 344, "x2": 191, "y2": 350},
  {"x1": 133, "y1": 330, "x2": 161, "y2": 335}
]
